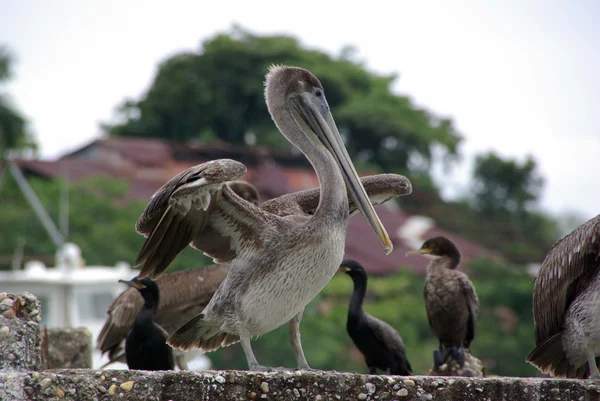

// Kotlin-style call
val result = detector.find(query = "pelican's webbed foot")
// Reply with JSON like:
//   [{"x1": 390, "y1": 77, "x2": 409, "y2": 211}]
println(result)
[{"x1": 248, "y1": 364, "x2": 293, "y2": 372}]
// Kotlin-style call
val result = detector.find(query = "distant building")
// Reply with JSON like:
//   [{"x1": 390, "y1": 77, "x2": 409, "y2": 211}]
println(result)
[
  {"x1": 0, "y1": 242, "x2": 211, "y2": 370},
  {"x1": 14, "y1": 137, "x2": 504, "y2": 275}
]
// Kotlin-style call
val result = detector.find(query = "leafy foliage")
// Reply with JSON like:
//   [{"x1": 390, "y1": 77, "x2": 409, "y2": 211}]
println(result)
[
  {"x1": 472, "y1": 152, "x2": 544, "y2": 214},
  {"x1": 0, "y1": 46, "x2": 36, "y2": 155},
  {"x1": 0, "y1": 175, "x2": 212, "y2": 271},
  {"x1": 105, "y1": 26, "x2": 462, "y2": 174}
]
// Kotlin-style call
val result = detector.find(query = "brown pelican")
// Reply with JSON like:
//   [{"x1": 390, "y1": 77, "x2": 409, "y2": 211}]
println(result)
[
  {"x1": 406, "y1": 236, "x2": 479, "y2": 368},
  {"x1": 134, "y1": 66, "x2": 412, "y2": 371},
  {"x1": 97, "y1": 181, "x2": 259, "y2": 370},
  {"x1": 97, "y1": 263, "x2": 228, "y2": 370},
  {"x1": 338, "y1": 260, "x2": 413, "y2": 375},
  {"x1": 527, "y1": 214, "x2": 600, "y2": 378},
  {"x1": 118, "y1": 277, "x2": 175, "y2": 371}
]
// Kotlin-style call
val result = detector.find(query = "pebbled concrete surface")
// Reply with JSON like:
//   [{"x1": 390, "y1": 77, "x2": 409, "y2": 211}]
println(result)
[
  {"x1": 41, "y1": 327, "x2": 93, "y2": 369},
  {"x1": 0, "y1": 369, "x2": 599, "y2": 401},
  {"x1": 2, "y1": 292, "x2": 600, "y2": 401},
  {"x1": 0, "y1": 292, "x2": 42, "y2": 372}
]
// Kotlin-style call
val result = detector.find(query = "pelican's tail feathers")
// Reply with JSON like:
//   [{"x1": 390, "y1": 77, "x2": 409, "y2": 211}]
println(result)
[{"x1": 168, "y1": 313, "x2": 240, "y2": 353}]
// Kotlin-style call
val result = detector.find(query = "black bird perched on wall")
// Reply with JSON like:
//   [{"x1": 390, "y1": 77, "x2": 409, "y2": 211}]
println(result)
[
  {"x1": 527, "y1": 214, "x2": 600, "y2": 379},
  {"x1": 118, "y1": 277, "x2": 174, "y2": 371},
  {"x1": 338, "y1": 260, "x2": 412, "y2": 375},
  {"x1": 98, "y1": 263, "x2": 229, "y2": 370},
  {"x1": 406, "y1": 236, "x2": 479, "y2": 369}
]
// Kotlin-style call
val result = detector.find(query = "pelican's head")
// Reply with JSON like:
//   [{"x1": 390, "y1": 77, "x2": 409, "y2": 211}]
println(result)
[
  {"x1": 228, "y1": 180, "x2": 260, "y2": 206},
  {"x1": 264, "y1": 65, "x2": 392, "y2": 255}
]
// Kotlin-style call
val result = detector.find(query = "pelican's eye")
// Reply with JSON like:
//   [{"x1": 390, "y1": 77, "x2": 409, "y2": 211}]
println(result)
[{"x1": 314, "y1": 88, "x2": 323, "y2": 98}]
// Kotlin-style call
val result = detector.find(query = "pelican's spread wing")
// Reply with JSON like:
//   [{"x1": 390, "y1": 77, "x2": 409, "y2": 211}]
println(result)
[
  {"x1": 532, "y1": 215, "x2": 600, "y2": 344},
  {"x1": 97, "y1": 288, "x2": 142, "y2": 356},
  {"x1": 154, "y1": 264, "x2": 229, "y2": 333},
  {"x1": 135, "y1": 159, "x2": 267, "y2": 278},
  {"x1": 97, "y1": 264, "x2": 230, "y2": 361},
  {"x1": 259, "y1": 174, "x2": 412, "y2": 217}
]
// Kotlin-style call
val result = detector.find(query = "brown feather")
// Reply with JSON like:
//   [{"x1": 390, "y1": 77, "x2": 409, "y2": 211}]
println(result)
[
  {"x1": 97, "y1": 264, "x2": 229, "y2": 364},
  {"x1": 528, "y1": 214, "x2": 600, "y2": 377}
]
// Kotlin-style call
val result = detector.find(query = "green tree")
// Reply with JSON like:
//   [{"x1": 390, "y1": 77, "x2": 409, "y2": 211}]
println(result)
[
  {"x1": 104, "y1": 26, "x2": 461, "y2": 175},
  {"x1": 471, "y1": 151, "x2": 544, "y2": 214},
  {"x1": 0, "y1": 174, "x2": 212, "y2": 271},
  {"x1": 0, "y1": 46, "x2": 36, "y2": 155}
]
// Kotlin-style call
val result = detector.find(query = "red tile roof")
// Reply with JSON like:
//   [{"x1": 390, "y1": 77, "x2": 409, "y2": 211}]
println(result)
[{"x1": 14, "y1": 137, "x2": 504, "y2": 276}]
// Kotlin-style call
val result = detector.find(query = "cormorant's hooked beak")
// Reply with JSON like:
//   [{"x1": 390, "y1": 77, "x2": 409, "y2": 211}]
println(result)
[
  {"x1": 118, "y1": 279, "x2": 146, "y2": 290},
  {"x1": 338, "y1": 266, "x2": 351, "y2": 273},
  {"x1": 290, "y1": 92, "x2": 393, "y2": 255},
  {"x1": 405, "y1": 248, "x2": 431, "y2": 257}
]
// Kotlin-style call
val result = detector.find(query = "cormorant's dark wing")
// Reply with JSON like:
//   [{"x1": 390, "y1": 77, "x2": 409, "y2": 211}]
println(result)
[
  {"x1": 458, "y1": 273, "x2": 479, "y2": 349},
  {"x1": 364, "y1": 313, "x2": 413, "y2": 374}
]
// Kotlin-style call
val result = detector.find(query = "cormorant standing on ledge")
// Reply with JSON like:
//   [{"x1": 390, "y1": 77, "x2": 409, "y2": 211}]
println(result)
[
  {"x1": 339, "y1": 260, "x2": 412, "y2": 375},
  {"x1": 119, "y1": 277, "x2": 174, "y2": 371},
  {"x1": 406, "y1": 236, "x2": 479, "y2": 369}
]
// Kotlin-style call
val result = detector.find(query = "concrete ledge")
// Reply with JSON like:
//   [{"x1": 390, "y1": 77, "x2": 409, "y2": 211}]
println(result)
[
  {"x1": 0, "y1": 292, "x2": 42, "y2": 372},
  {"x1": 41, "y1": 327, "x2": 93, "y2": 369},
  {"x1": 1, "y1": 370, "x2": 599, "y2": 401}
]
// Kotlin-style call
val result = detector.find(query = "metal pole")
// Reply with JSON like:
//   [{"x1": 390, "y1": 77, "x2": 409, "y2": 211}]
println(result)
[
  {"x1": 59, "y1": 162, "x2": 69, "y2": 238},
  {"x1": 8, "y1": 161, "x2": 65, "y2": 247}
]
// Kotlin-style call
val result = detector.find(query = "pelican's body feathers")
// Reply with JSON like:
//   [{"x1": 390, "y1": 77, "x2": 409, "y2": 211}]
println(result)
[
  {"x1": 134, "y1": 66, "x2": 411, "y2": 370},
  {"x1": 527, "y1": 214, "x2": 600, "y2": 378}
]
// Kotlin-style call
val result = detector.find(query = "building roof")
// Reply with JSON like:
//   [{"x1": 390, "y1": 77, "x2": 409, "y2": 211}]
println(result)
[{"x1": 14, "y1": 137, "x2": 504, "y2": 276}]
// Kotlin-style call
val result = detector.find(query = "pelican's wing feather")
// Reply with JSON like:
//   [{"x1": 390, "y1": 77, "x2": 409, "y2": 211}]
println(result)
[
  {"x1": 96, "y1": 264, "x2": 230, "y2": 362},
  {"x1": 532, "y1": 215, "x2": 600, "y2": 344},
  {"x1": 135, "y1": 159, "x2": 268, "y2": 278},
  {"x1": 260, "y1": 174, "x2": 412, "y2": 217}
]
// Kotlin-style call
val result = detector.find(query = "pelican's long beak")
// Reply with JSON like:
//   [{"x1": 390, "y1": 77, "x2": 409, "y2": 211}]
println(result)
[
  {"x1": 118, "y1": 279, "x2": 146, "y2": 290},
  {"x1": 291, "y1": 93, "x2": 393, "y2": 255},
  {"x1": 405, "y1": 248, "x2": 430, "y2": 257}
]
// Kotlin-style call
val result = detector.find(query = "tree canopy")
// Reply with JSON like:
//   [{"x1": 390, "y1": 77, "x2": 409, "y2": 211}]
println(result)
[
  {"x1": 472, "y1": 151, "x2": 544, "y2": 214},
  {"x1": 0, "y1": 46, "x2": 36, "y2": 156},
  {"x1": 105, "y1": 26, "x2": 462, "y2": 175}
]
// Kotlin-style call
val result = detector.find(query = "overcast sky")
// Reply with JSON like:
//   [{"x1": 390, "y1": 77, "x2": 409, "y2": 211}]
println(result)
[{"x1": 1, "y1": 0, "x2": 598, "y2": 222}]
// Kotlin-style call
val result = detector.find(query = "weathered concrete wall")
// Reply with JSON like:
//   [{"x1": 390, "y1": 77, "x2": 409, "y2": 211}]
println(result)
[
  {"x1": 1, "y1": 369, "x2": 600, "y2": 401},
  {"x1": 2, "y1": 292, "x2": 600, "y2": 401},
  {"x1": 0, "y1": 292, "x2": 42, "y2": 372},
  {"x1": 41, "y1": 327, "x2": 93, "y2": 369}
]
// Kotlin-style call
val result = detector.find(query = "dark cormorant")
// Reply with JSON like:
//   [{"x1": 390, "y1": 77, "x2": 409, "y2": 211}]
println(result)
[
  {"x1": 527, "y1": 214, "x2": 600, "y2": 378},
  {"x1": 118, "y1": 277, "x2": 174, "y2": 371},
  {"x1": 406, "y1": 236, "x2": 479, "y2": 369},
  {"x1": 98, "y1": 264, "x2": 228, "y2": 369},
  {"x1": 339, "y1": 260, "x2": 413, "y2": 375}
]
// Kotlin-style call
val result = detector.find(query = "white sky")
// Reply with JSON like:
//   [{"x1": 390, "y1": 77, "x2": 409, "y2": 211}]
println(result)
[{"x1": 1, "y1": 0, "x2": 599, "y2": 221}]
